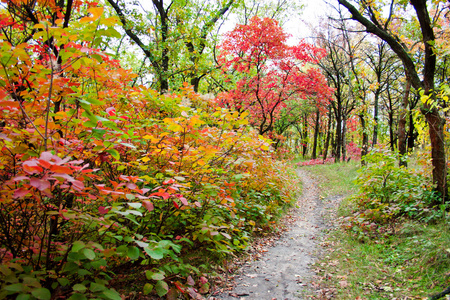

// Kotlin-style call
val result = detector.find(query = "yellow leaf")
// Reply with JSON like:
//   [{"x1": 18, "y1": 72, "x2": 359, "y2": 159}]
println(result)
[
  {"x1": 80, "y1": 7, "x2": 104, "y2": 23},
  {"x1": 34, "y1": 118, "x2": 45, "y2": 126},
  {"x1": 34, "y1": 23, "x2": 46, "y2": 29},
  {"x1": 143, "y1": 135, "x2": 152, "y2": 140},
  {"x1": 141, "y1": 156, "x2": 150, "y2": 163}
]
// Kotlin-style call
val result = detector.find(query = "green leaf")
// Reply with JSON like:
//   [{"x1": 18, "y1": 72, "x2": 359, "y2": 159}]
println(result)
[
  {"x1": 151, "y1": 273, "x2": 165, "y2": 281},
  {"x1": 106, "y1": 149, "x2": 120, "y2": 160},
  {"x1": 31, "y1": 288, "x2": 51, "y2": 300},
  {"x1": 90, "y1": 282, "x2": 106, "y2": 293},
  {"x1": 73, "y1": 284, "x2": 87, "y2": 293},
  {"x1": 126, "y1": 194, "x2": 136, "y2": 201},
  {"x1": 127, "y1": 246, "x2": 140, "y2": 260},
  {"x1": 155, "y1": 281, "x2": 168, "y2": 297},
  {"x1": 4, "y1": 283, "x2": 25, "y2": 292},
  {"x1": 68, "y1": 293, "x2": 87, "y2": 300},
  {"x1": 144, "y1": 247, "x2": 164, "y2": 260},
  {"x1": 127, "y1": 202, "x2": 141, "y2": 208},
  {"x1": 102, "y1": 289, "x2": 122, "y2": 300},
  {"x1": 72, "y1": 241, "x2": 86, "y2": 252},
  {"x1": 72, "y1": 59, "x2": 81, "y2": 70},
  {"x1": 16, "y1": 294, "x2": 31, "y2": 300},
  {"x1": 145, "y1": 270, "x2": 165, "y2": 281},
  {"x1": 77, "y1": 269, "x2": 92, "y2": 276},
  {"x1": 143, "y1": 283, "x2": 153, "y2": 295},
  {"x1": 120, "y1": 142, "x2": 136, "y2": 149},
  {"x1": 83, "y1": 120, "x2": 98, "y2": 128},
  {"x1": 82, "y1": 248, "x2": 96, "y2": 260}
]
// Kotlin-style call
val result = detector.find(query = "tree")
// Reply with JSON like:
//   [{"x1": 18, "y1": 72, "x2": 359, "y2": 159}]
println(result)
[
  {"x1": 315, "y1": 22, "x2": 356, "y2": 162},
  {"x1": 338, "y1": 0, "x2": 449, "y2": 200},
  {"x1": 107, "y1": 0, "x2": 235, "y2": 92},
  {"x1": 217, "y1": 16, "x2": 333, "y2": 136}
]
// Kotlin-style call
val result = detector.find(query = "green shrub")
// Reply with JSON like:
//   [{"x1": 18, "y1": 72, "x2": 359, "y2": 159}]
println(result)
[{"x1": 344, "y1": 147, "x2": 448, "y2": 237}]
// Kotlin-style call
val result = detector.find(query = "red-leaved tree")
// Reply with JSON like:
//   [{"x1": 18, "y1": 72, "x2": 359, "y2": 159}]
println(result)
[{"x1": 217, "y1": 16, "x2": 333, "y2": 136}]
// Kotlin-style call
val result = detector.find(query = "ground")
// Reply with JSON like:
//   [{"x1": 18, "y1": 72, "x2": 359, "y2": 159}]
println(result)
[{"x1": 212, "y1": 169, "x2": 342, "y2": 300}]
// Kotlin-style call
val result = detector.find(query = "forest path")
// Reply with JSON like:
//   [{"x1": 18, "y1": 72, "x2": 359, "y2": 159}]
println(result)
[{"x1": 213, "y1": 169, "x2": 341, "y2": 300}]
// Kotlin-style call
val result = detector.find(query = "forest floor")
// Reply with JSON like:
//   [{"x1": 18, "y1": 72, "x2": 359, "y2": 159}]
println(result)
[{"x1": 212, "y1": 169, "x2": 343, "y2": 300}]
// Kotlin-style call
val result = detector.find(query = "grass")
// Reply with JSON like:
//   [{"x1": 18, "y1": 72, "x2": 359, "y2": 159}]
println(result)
[
  {"x1": 300, "y1": 160, "x2": 360, "y2": 198},
  {"x1": 303, "y1": 160, "x2": 450, "y2": 300}
]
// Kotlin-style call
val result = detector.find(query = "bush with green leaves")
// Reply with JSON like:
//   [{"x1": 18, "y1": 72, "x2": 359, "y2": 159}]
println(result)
[{"x1": 344, "y1": 147, "x2": 447, "y2": 237}]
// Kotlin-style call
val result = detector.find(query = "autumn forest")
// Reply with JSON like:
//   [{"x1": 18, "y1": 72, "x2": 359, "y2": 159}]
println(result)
[{"x1": 1, "y1": 0, "x2": 450, "y2": 299}]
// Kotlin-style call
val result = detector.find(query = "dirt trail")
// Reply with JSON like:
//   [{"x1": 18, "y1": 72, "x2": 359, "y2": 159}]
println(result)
[{"x1": 214, "y1": 169, "x2": 338, "y2": 300}]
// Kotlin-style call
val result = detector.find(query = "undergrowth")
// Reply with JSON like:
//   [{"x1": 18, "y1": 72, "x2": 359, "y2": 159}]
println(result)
[{"x1": 305, "y1": 148, "x2": 450, "y2": 300}]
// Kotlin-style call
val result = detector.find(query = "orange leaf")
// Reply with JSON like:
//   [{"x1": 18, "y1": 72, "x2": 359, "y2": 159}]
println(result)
[{"x1": 50, "y1": 165, "x2": 73, "y2": 174}]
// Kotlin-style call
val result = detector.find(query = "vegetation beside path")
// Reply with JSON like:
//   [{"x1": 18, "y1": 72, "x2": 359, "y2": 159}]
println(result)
[{"x1": 302, "y1": 154, "x2": 450, "y2": 300}]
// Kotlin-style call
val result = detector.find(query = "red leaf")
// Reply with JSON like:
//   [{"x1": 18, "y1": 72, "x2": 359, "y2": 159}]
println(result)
[
  {"x1": 173, "y1": 201, "x2": 179, "y2": 209},
  {"x1": 29, "y1": 178, "x2": 50, "y2": 191},
  {"x1": 51, "y1": 173, "x2": 75, "y2": 182},
  {"x1": 12, "y1": 175, "x2": 30, "y2": 182},
  {"x1": 106, "y1": 107, "x2": 116, "y2": 116},
  {"x1": 186, "y1": 276, "x2": 195, "y2": 286},
  {"x1": 179, "y1": 197, "x2": 188, "y2": 206},
  {"x1": 163, "y1": 179, "x2": 174, "y2": 185},
  {"x1": 38, "y1": 159, "x2": 52, "y2": 169},
  {"x1": 23, "y1": 160, "x2": 43, "y2": 174},
  {"x1": 142, "y1": 201, "x2": 154, "y2": 212},
  {"x1": 98, "y1": 206, "x2": 110, "y2": 215},
  {"x1": 174, "y1": 282, "x2": 185, "y2": 293},
  {"x1": 71, "y1": 180, "x2": 85, "y2": 191},
  {"x1": 14, "y1": 188, "x2": 30, "y2": 198}
]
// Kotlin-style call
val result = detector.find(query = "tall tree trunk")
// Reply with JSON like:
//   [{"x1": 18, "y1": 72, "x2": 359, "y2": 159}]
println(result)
[
  {"x1": 407, "y1": 100, "x2": 417, "y2": 151},
  {"x1": 359, "y1": 113, "x2": 369, "y2": 166},
  {"x1": 302, "y1": 114, "x2": 308, "y2": 158},
  {"x1": 323, "y1": 107, "x2": 332, "y2": 160},
  {"x1": 373, "y1": 90, "x2": 380, "y2": 145},
  {"x1": 342, "y1": 117, "x2": 347, "y2": 161},
  {"x1": 398, "y1": 77, "x2": 411, "y2": 166},
  {"x1": 335, "y1": 109, "x2": 342, "y2": 163},
  {"x1": 312, "y1": 109, "x2": 320, "y2": 159}
]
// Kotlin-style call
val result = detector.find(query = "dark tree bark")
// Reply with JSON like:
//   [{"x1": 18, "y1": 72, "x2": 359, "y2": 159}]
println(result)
[
  {"x1": 398, "y1": 76, "x2": 411, "y2": 166},
  {"x1": 312, "y1": 109, "x2": 320, "y2": 159},
  {"x1": 323, "y1": 106, "x2": 332, "y2": 160},
  {"x1": 302, "y1": 113, "x2": 308, "y2": 158}
]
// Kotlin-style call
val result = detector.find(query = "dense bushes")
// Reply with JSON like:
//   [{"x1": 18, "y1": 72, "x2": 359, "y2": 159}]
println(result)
[
  {"x1": 344, "y1": 147, "x2": 447, "y2": 237},
  {"x1": 0, "y1": 7, "x2": 300, "y2": 299}
]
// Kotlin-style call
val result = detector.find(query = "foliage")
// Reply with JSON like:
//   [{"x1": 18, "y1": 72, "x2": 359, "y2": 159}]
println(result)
[
  {"x1": 344, "y1": 147, "x2": 446, "y2": 239},
  {"x1": 306, "y1": 159, "x2": 450, "y2": 300},
  {"x1": 313, "y1": 220, "x2": 450, "y2": 299},
  {"x1": 217, "y1": 16, "x2": 333, "y2": 136},
  {"x1": 0, "y1": 2, "x2": 300, "y2": 298}
]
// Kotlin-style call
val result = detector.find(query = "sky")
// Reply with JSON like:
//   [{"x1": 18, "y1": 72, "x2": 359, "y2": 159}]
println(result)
[{"x1": 290, "y1": 0, "x2": 330, "y2": 40}]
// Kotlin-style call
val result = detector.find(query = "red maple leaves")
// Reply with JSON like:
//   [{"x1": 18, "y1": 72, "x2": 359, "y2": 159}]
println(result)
[{"x1": 217, "y1": 16, "x2": 333, "y2": 135}]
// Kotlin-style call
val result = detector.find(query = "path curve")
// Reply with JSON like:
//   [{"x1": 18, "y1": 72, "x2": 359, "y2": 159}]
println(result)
[{"x1": 214, "y1": 169, "x2": 327, "y2": 300}]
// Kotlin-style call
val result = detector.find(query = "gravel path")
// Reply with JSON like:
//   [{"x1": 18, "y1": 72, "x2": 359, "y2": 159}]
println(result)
[{"x1": 214, "y1": 169, "x2": 335, "y2": 300}]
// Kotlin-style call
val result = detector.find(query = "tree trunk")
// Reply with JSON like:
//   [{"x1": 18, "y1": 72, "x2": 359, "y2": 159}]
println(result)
[
  {"x1": 335, "y1": 111, "x2": 342, "y2": 163},
  {"x1": 373, "y1": 90, "x2": 380, "y2": 145},
  {"x1": 312, "y1": 109, "x2": 320, "y2": 159},
  {"x1": 407, "y1": 103, "x2": 417, "y2": 151},
  {"x1": 302, "y1": 114, "x2": 308, "y2": 158},
  {"x1": 398, "y1": 77, "x2": 411, "y2": 166},
  {"x1": 359, "y1": 113, "x2": 369, "y2": 166},
  {"x1": 424, "y1": 106, "x2": 447, "y2": 200},
  {"x1": 323, "y1": 107, "x2": 332, "y2": 160},
  {"x1": 342, "y1": 117, "x2": 347, "y2": 161}
]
